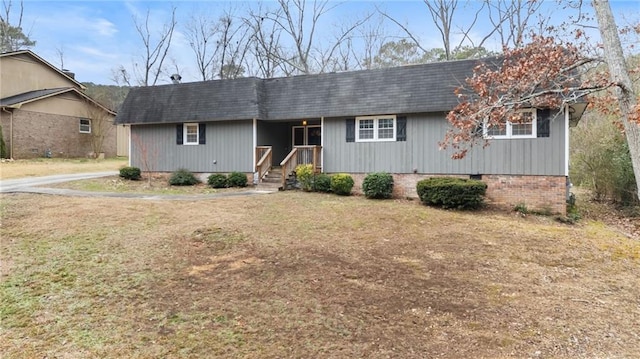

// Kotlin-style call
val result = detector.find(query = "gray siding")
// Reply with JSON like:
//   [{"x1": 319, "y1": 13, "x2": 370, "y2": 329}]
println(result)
[
  {"x1": 323, "y1": 113, "x2": 566, "y2": 176},
  {"x1": 131, "y1": 120, "x2": 254, "y2": 173}
]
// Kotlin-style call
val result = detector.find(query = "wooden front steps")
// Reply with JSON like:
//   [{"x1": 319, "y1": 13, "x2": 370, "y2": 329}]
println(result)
[{"x1": 256, "y1": 166, "x2": 284, "y2": 191}]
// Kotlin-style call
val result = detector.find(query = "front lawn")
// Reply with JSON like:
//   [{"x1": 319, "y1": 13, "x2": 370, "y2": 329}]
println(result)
[
  {"x1": 1, "y1": 191, "x2": 638, "y2": 358},
  {"x1": 0, "y1": 157, "x2": 127, "y2": 179}
]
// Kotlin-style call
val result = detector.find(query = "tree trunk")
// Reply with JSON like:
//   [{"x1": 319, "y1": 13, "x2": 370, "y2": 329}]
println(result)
[{"x1": 593, "y1": 0, "x2": 640, "y2": 199}]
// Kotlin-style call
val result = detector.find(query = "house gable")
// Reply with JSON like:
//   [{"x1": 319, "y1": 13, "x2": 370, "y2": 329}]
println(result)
[{"x1": 0, "y1": 50, "x2": 85, "y2": 99}]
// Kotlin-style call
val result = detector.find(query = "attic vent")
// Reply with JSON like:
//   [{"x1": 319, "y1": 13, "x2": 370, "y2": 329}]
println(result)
[
  {"x1": 170, "y1": 73, "x2": 182, "y2": 84},
  {"x1": 62, "y1": 69, "x2": 75, "y2": 79}
]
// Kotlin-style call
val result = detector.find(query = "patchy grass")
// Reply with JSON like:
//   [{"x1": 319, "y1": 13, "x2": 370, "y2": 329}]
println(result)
[
  {"x1": 1, "y1": 191, "x2": 639, "y2": 358},
  {"x1": 44, "y1": 175, "x2": 252, "y2": 196},
  {"x1": 0, "y1": 157, "x2": 127, "y2": 179}
]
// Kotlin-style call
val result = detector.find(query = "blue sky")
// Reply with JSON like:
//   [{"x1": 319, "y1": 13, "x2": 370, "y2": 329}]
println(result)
[{"x1": 17, "y1": 0, "x2": 640, "y2": 85}]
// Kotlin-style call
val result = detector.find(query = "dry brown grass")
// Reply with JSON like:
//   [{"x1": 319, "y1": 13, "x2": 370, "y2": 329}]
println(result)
[
  {"x1": 1, "y1": 190, "x2": 639, "y2": 358},
  {"x1": 0, "y1": 158, "x2": 127, "y2": 179}
]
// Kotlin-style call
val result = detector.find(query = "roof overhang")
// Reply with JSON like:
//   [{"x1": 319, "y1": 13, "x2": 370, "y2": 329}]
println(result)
[
  {"x1": 568, "y1": 102, "x2": 588, "y2": 127},
  {"x1": 0, "y1": 87, "x2": 116, "y2": 116}
]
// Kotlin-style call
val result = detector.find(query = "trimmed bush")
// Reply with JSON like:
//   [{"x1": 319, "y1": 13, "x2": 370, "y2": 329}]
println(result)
[
  {"x1": 227, "y1": 172, "x2": 248, "y2": 187},
  {"x1": 330, "y1": 173, "x2": 354, "y2": 196},
  {"x1": 312, "y1": 173, "x2": 332, "y2": 193},
  {"x1": 169, "y1": 169, "x2": 200, "y2": 186},
  {"x1": 207, "y1": 174, "x2": 228, "y2": 188},
  {"x1": 0, "y1": 125, "x2": 7, "y2": 159},
  {"x1": 295, "y1": 164, "x2": 314, "y2": 191},
  {"x1": 362, "y1": 172, "x2": 394, "y2": 199},
  {"x1": 416, "y1": 177, "x2": 487, "y2": 210},
  {"x1": 119, "y1": 166, "x2": 141, "y2": 180}
]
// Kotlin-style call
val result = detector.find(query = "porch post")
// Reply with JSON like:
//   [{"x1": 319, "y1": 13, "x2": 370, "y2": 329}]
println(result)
[
  {"x1": 320, "y1": 116, "x2": 324, "y2": 172},
  {"x1": 252, "y1": 118, "x2": 257, "y2": 172}
]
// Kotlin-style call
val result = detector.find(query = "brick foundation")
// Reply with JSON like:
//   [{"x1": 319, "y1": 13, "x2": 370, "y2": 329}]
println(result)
[{"x1": 342, "y1": 173, "x2": 567, "y2": 215}]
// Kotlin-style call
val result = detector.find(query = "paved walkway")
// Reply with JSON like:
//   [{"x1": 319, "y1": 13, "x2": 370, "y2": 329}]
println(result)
[{"x1": 0, "y1": 172, "x2": 275, "y2": 199}]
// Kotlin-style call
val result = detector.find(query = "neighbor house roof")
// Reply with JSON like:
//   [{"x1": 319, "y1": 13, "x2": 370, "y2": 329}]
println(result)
[
  {"x1": 0, "y1": 87, "x2": 116, "y2": 115},
  {"x1": 116, "y1": 58, "x2": 489, "y2": 125}
]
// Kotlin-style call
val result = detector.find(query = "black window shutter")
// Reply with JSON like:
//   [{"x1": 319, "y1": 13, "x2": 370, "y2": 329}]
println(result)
[
  {"x1": 473, "y1": 122, "x2": 483, "y2": 138},
  {"x1": 396, "y1": 116, "x2": 407, "y2": 141},
  {"x1": 199, "y1": 123, "x2": 206, "y2": 144},
  {"x1": 176, "y1": 124, "x2": 183, "y2": 145},
  {"x1": 346, "y1": 118, "x2": 355, "y2": 142},
  {"x1": 537, "y1": 109, "x2": 550, "y2": 138}
]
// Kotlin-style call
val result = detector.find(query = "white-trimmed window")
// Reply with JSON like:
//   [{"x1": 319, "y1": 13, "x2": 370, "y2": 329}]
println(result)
[
  {"x1": 484, "y1": 109, "x2": 536, "y2": 139},
  {"x1": 356, "y1": 115, "x2": 396, "y2": 142},
  {"x1": 79, "y1": 118, "x2": 91, "y2": 133},
  {"x1": 184, "y1": 123, "x2": 199, "y2": 145}
]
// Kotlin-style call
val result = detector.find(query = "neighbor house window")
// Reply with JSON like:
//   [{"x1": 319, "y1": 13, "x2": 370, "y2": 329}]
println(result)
[
  {"x1": 356, "y1": 115, "x2": 396, "y2": 142},
  {"x1": 79, "y1": 118, "x2": 91, "y2": 133},
  {"x1": 484, "y1": 109, "x2": 536, "y2": 139},
  {"x1": 184, "y1": 123, "x2": 199, "y2": 145}
]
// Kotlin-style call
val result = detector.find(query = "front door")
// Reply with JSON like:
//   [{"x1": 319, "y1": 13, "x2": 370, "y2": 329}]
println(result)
[{"x1": 292, "y1": 125, "x2": 321, "y2": 147}]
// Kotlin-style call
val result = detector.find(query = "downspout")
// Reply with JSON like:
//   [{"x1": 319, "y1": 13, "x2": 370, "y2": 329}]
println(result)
[{"x1": 1, "y1": 107, "x2": 13, "y2": 159}]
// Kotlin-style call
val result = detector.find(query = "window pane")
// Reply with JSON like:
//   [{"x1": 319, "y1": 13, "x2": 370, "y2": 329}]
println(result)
[
  {"x1": 378, "y1": 118, "x2": 394, "y2": 139},
  {"x1": 512, "y1": 123, "x2": 532, "y2": 136},
  {"x1": 359, "y1": 119, "x2": 374, "y2": 139},
  {"x1": 185, "y1": 124, "x2": 198, "y2": 143},
  {"x1": 487, "y1": 123, "x2": 506, "y2": 136},
  {"x1": 79, "y1": 119, "x2": 91, "y2": 133},
  {"x1": 511, "y1": 112, "x2": 533, "y2": 136}
]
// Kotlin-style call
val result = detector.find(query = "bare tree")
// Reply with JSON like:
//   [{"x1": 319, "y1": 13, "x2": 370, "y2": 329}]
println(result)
[
  {"x1": 353, "y1": 15, "x2": 390, "y2": 70},
  {"x1": 214, "y1": 13, "x2": 251, "y2": 79},
  {"x1": 84, "y1": 100, "x2": 114, "y2": 159},
  {"x1": 244, "y1": 4, "x2": 286, "y2": 78},
  {"x1": 0, "y1": 0, "x2": 35, "y2": 52},
  {"x1": 380, "y1": 0, "x2": 546, "y2": 61},
  {"x1": 485, "y1": 0, "x2": 546, "y2": 48},
  {"x1": 252, "y1": 0, "x2": 370, "y2": 75},
  {"x1": 185, "y1": 12, "x2": 217, "y2": 81},
  {"x1": 113, "y1": 6, "x2": 177, "y2": 86}
]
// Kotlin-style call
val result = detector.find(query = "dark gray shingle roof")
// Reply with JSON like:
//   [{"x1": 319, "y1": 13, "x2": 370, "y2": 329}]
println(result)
[
  {"x1": 116, "y1": 58, "x2": 485, "y2": 124},
  {"x1": 0, "y1": 88, "x2": 68, "y2": 107},
  {"x1": 116, "y1": 77, "x2": 263, "y2": 124}
]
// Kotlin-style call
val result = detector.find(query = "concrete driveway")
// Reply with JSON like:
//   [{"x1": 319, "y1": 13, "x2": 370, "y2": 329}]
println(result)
[
  {"x1": 0, "y1": 171, "x2": 274, "y2": 199},
  {"x1": 0, "y1": 171, "x2": 118, "y2": 193}
]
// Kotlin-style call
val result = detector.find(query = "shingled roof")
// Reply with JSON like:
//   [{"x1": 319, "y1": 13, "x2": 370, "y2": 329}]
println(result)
[{"x1": 116, "y1": 58, "x2": 486, "y2": 125}]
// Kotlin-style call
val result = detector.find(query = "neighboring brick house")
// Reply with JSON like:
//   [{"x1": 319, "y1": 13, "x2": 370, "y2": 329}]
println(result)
[
  {"x1": 0, "y1": 50, "x2": 117, "y2": 159},
  {"x1": 117, "y1": 58, "x2": 587, "y2": 214}
]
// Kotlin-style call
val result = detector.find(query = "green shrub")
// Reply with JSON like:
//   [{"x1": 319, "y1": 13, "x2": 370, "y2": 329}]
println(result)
[
  {"x1": 227, "y1": 172, "x2": 248, "y2": 187},
  {"x1": 362, "y1": 172, "x2": 394, "y2": 199},
  {"x1": 119, "y1": 166, "x2": 141, "y2": 180},
  {"x1": 416, "y1": 177, "x2": 487, "y2": 210},
  {"x1": 295, "y1": 164, "x2": 314, "y2": 191},
  {"x1": 169, "y1": 169, "x2": 200, "y2": 186},
  {"x1": 207, "y1": 174, "x2": 228, "y2": 188},
  {"x1": 330, "y1": 174, "x2": 354, "y2": 196},
  {"x1": 0, "y1": 125, "x2": 7, "y2": 158},
  {"x1": 312, "y1": 173, "x2": 332, "y2": 193},
  {"x1": 570, "y1": 118, "x2": 638, "y2": 205}
]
